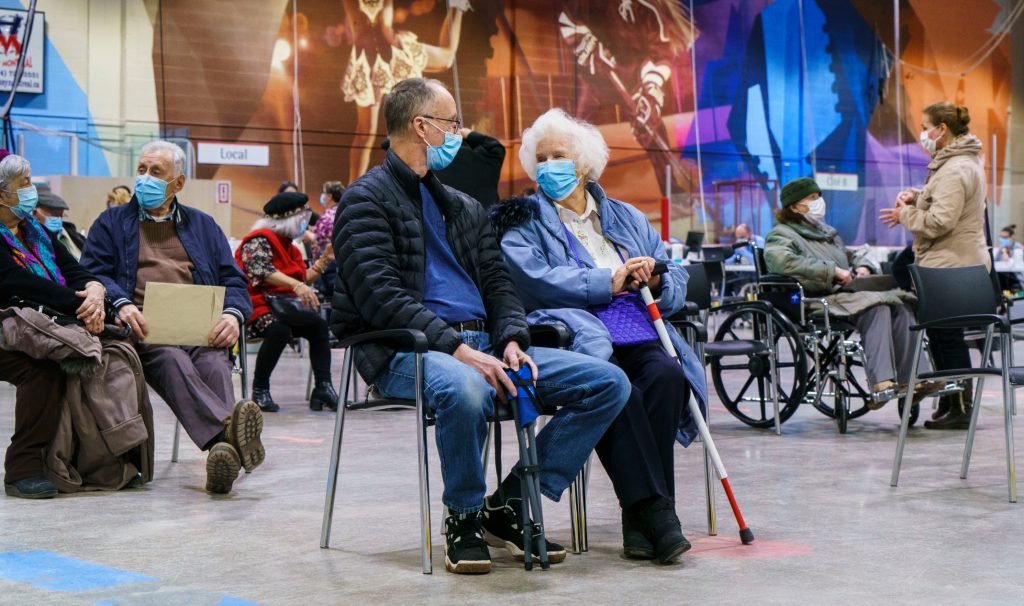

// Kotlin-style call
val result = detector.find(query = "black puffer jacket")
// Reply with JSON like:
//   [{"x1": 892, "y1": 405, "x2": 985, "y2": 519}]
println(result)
[{"x1": 330, "y1": 150, "x2": 530, "y2": 383}]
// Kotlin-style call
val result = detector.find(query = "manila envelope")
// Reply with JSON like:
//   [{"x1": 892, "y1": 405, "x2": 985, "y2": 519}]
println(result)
[{"x1": 143, "y1": 282, "x2": 226, "y2": 347}]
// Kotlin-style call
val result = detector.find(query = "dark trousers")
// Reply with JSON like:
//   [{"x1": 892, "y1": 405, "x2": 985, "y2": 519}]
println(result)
[
  {"x1": 927, "y1": 327, "x2": 972, "y2": 371},
  {"x1": 595, "y1": 341, "x2": 687, "y2": 508},
  {"x1": 0, "y1": 350, "x2": 66, "y2": 483},
  {"x1": 253, "y1": 316, "x2": 332, "y2": 390},
  {"x1": 135, "y1": 344, "x2": 234, "y2": 450}
]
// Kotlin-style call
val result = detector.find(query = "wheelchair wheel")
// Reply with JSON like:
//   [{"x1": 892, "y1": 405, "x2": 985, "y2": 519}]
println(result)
[
  {"x1": 897, "y1": 399, "x2": 921, "y2": 427},
  {"x1": 805, "y1": 335, "x2": 873, "y2": 422},
  {"x1": 834, "y1": 373, "x2": 849, "y2": 434},
  {"x1": 709, "y1": 307, "x2": 808, "y2": 429}
]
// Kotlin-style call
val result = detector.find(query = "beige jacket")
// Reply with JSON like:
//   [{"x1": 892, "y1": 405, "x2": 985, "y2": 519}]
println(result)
[{"x1": 899, "y1": 134, "x2": 989, "y2": 270}]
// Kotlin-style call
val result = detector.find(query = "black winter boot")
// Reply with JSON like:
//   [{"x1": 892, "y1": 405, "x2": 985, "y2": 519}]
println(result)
[
  {"x1": 252, "y1": 387, "x2": 279, "y2": 413},
  {"x1": 925, "y1": 383, "x2": 973, "y2": 430},
  {"x1": 309, "y1": 381, "x2": 339, "y2": 411}
]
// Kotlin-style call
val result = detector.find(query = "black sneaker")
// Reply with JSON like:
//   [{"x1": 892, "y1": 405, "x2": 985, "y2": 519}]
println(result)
[
  {"x1": 481, "y1": 495, "x2": 566, "y2": 564},
  {"x1": 4, "y1": 475, "x2": 58, "y2": 499},
  {"x1": 622, "y1": 506, "x2": 655, "y2": 559},
  {"x1": 443, "y1": 509, "x2": 491, "y2": 574},
  {"x1": 638, "y1": 497, "x2": 691, "y2": 564}
]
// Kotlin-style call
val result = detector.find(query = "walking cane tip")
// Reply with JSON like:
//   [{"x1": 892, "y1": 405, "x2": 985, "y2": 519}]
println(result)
[{"x1": 739, "y1": 528, "x2": 755, "y2": 545}]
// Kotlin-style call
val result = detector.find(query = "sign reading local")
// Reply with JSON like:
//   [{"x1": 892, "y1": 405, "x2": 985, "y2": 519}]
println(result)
[
  {"x1": 197, "y1": 142, "x2": 270, "y2": 166},
  {"x1": 0, "y1": 9, "x2": 45, "y2": 94},
  {"x1": 814, "y1": 172, "x2": 859, "y2": 192}
]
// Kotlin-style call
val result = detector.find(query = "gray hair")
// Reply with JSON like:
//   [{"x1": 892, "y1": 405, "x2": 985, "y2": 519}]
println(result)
[
  {"x1": 519, "y1": 109, "x2": 609, "y2": 182},
  {"x1": 252, "y1": 211, "x2": 309, "y2": 241},
  {"x1": 0, "y1": 154, "x2": 31, "y2": 192},
  {"x1": 383, "y1": 77, "x2": 446, "y2": 136},
  {"x1": 140, "y1": 140, "x2": 186, "y2": 177}
]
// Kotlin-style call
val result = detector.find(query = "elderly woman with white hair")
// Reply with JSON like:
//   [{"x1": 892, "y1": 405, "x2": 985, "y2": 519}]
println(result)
[
  {"x1": 491, "y1": 108, "x2": 708, "y2": 564},
  {"x1": 235, "y1": 192, "x2": 337, "y2": 413}
]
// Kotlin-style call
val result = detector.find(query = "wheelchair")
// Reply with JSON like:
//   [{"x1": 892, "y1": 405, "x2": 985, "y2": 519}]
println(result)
[{"x1": 699, "y1": 244, "x2": 944, "y2": 434}]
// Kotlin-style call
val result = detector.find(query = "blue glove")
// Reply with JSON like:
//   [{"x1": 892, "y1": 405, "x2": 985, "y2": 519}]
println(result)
[{"x1": 504, "y1": 366, "x2": 541, "y2": 427}]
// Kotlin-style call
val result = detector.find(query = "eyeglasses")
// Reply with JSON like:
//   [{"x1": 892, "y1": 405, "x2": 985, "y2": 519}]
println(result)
[{"x1": 420, "y1": 114, "x2": 462, "y2": 134}]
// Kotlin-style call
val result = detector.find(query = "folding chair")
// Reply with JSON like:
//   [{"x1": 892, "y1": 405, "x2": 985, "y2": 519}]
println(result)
[{"x1": 891, "y1": 264, "x2": 1018, "y2": 502}]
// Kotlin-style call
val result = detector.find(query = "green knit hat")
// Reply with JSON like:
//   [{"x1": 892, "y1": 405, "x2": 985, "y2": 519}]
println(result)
[{"x1": 780, "y1": 177, "x2": 822, "y2": 207}]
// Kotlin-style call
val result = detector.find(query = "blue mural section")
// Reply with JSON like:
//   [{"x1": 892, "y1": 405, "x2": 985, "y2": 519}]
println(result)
[
  {"x1": 687, "y1": 0, "x2": 900, "y2": 244},
  {"x1": 0, "y1": 0, "x2": 110, "y2": 177}
]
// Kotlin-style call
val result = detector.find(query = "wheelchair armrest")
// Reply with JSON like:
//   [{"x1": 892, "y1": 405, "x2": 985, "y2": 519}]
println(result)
[
  {"x1": 758, "y1": 274, "x2": 800, "y2": 286},
  {"x1": 911, "y1": 314, "x2": 1011, "y2": 333},
  {"x1": 679, "y1": 301, "x2": 701, "y2": 316},
  {"x1": 528, "y1": 324, "x2": 572, "y2": 348},
  {"x1": 669, "y1": 318, "x2": 708, "y2": 343},
  {"x1": 715, "y1": 300, "x2": 775, "y2": 315},
  {"x1": 336, "y1": 328, "x2": 429, "y2": 353}
]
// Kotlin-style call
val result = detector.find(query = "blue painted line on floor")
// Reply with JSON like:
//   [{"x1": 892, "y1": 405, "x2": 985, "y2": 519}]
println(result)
[
  {"x1": 0, "y1": 550, "x2": 154, "y2": 591},
  {"x1": 216, "y1": 597, "x2": 261, "y2": 606}
]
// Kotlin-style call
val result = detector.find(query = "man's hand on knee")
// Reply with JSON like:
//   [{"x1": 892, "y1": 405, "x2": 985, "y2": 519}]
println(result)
[
  {"x1": 208, "y1": 313, "x2": 241, "y2": 349},
  {"x1": 453, "y1": 343, "x2": 517, "y2": 400}
]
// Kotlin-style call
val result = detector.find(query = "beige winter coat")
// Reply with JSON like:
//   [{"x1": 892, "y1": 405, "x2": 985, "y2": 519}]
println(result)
[{"x1": 900, "y1": 134, "x2": 989, "y2": 270}]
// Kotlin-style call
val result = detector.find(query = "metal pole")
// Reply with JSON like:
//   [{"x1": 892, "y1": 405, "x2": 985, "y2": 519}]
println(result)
[
  {"x1": 69, "y1": 136, "x2": 79, "y2": 176},
  {"x1": 991, "y1": 134, "x2": 999, "y2": 244},
  {"x1": 894, "y1": 0, "x2": 905, "y2": 189},
  {"x1": 688, "y1": 0, "x2": 709, "y2": 240}
]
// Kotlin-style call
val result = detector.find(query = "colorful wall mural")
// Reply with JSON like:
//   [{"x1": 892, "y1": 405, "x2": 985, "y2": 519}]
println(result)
[{"x1": 7, "y1": 0, "x2": 1017, "y2": 241}]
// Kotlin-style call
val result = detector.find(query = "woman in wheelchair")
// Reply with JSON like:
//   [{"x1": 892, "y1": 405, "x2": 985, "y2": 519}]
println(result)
[
  {"x1": 765, "y1": 177, "x2": 940, "y2": 407},
  {"x1": 491, "y1": 109, "x2": 709, "y2": 564}
]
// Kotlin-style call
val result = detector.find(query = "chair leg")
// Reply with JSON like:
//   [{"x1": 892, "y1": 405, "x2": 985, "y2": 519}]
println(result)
[
  {"x1": 305, "y1": 352, "x2": 315, "y2": 401},
  {"x1": 891, "y1": 331, "x2": 924, "y2": 487},
  {"x1": 569, "y1": 457, "x2": 590, "y2": 554},
  {"x1": 171, "y1": 421, "x2": 181, "y2": 463},
  {"x1": 765, "y1": 316, "x2": 781, "y2": 435},
  {"x1": 961, "y1": 327, "x2": 994, "y2": 479},
  {"x1": 481, "y1": 421, "x2": 493, "y2": 471},
  {"x1": 414, "y1": 352, "x2": 432, "y2": 574},
  {"x1": 239, "y1": 327, "x2": 249, "y2": 401},
  {"x1": 1001, "y1": 334, "x2": 1017, "y2": 503},
  {"x1": 703, "y1": 438, "x2": 717, "y2": 536},
  {"x1": 320, "y1": 351, "x2": 354, "y2": 549}
]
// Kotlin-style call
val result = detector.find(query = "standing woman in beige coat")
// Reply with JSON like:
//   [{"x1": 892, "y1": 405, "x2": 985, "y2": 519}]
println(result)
[{"x1": 880, "y1": 101, "x2": 988, "y2": 429}]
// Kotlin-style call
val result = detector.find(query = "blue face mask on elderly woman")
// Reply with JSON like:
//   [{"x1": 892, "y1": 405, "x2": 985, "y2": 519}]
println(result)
[
  {"x1": 422, "y1": 120, "x2": 463, "y2": 171},
  {"x1": 536, "y1": 159, "x2": 580, "y2": 202},
  {"x1": 134, "y1": 174, "x2": 175, "y2": 210},
  {"x1": 1, "y1": 184, "x2": 39, "y2": 219}
]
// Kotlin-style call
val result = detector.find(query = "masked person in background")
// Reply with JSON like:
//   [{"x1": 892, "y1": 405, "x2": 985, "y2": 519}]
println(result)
[
  {"x1": 32, "y1": 192, "x2": 86, "y2": 260},
  {"x1": 767, "y1": 177, "x2": 940, "y2": 410},
  {"x1": 880, "y1": 102, "x2": 988, "y2": 429},
  {"x1": 81, "y1": 140, "x2": 262, "y2": 495}
]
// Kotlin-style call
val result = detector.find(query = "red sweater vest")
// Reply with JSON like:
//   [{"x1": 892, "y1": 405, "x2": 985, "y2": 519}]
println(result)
[{"x1": 234, "y1": 229, "x2": 307, "y2": 324}]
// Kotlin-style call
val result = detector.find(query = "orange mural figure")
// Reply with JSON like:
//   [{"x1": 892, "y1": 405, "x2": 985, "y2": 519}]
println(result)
[{"x1": 341, "y1": 0, "x2": 470, "y2": 183}]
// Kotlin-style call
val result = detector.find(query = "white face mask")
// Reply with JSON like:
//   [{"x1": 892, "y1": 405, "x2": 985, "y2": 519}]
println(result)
[
  {"x1": 805, "y1": 196, "x2": 826, "y2": 223},
  {"x1": 919, "y1": 126, "x2": 938, "y2": 155}
]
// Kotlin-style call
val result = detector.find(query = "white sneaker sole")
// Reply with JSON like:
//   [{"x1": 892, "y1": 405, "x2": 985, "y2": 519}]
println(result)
[
  {"x1": 484, "y1": 530, "x2": 566, "y2": 563},
  {"x1": 443, "y1": 546, "x2": 491, "y2": 574}
]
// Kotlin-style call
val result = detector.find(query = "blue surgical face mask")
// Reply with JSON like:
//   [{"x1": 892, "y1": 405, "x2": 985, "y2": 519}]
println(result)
[
  {"x1": 1, "y1": 185, "x2": 38, "y2": 219},
  {"x1": 298, "y1": 220, "x2": 309, "y2": 235},
  {"x1": 1000, "y1": 237, "x2": 1013, "y2": 248},
  {"x1": 44, "y1": 216, "x2": 63, "y2": 234},
  {"x1": 536, "y1": 159, "x2": 580, "y2": 202},
  {"x1": 134, "y1": 174, "x2": 174, "y2": 210},
  {"x1": 422, "y1": 120, "x2": 462, "y2": 171}
]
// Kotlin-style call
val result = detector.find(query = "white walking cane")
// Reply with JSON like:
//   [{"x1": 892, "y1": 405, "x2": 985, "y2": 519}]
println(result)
[{"x1": 639, "y1": 269, "x2": 755, "y2": 545}]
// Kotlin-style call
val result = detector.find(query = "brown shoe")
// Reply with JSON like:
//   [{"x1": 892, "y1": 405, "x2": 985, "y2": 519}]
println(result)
[
  {"x1": 226, "y1": 400, "x2": 265, "y2": 472},
  {"x1": 923, "y1": 405, "x2": 973, "y2": 430},
  {"x1": 868, "y1": 381, "x2": 898, "y2": 410},
  {"x1": 206, "y1": 443, "x2": 242, "y2": 494}
]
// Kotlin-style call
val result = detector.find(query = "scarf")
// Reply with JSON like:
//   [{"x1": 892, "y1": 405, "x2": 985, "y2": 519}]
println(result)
[{"x1": 0, "y1": 216, "x2": 66, "y2": 286}]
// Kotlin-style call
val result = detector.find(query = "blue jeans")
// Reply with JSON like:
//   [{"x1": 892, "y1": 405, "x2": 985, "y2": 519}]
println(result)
[{"x1": 375, "y1": 330, "x2": 630, "y2": 513}]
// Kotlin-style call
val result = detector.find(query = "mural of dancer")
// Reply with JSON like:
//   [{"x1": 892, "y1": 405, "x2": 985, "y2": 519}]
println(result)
[
  {"x1": 341, "y1": 0, "x2": 471, "y2": 182},
  {"x1": 556, "y1": 0, "x2": 699, "y2": 195}
]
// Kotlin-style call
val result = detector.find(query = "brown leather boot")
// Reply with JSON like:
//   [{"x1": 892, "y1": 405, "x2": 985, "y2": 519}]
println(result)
[{"x1": 925, "y1": 383, "x2": 973, "y2": 430}]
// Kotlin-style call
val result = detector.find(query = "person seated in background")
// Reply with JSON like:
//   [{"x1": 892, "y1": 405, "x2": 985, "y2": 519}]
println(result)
[
  {"x1": 0, "y1": 155, "x2": 109, "y2": 499},
  {"x1": 33, "y1": 192, "x2": 86, "y2": 260},
  {"x1": 995, "y1": 225, "x2": 1023, "y2": 263},
  {"x1": 106, "y1": 185, "x2": 132, "y2": 209},
  {"x1": 235, "y1": 192, "x2": 338, "y2": 413},
  {"x1": 331, "y1": 78, "x2": 630, "y2": 574},
  {"x1": 491, "y1": 108, "x2": 707, "y2": 564},
  {"x1": 278, "y1": 180, "x2": 299, "y2": 194},
  {"x1": 727, "y1": 223, "x2": 765, "y2": 265},
  {"x1": 81, "y1": 140, "x2": 263, "y2": 495},
  {"x1": 765, "y1": 177, "x2": 939, "y2": 407},
  {"x1": 435, "y1": 127, "x2": 506, "y2": 208},
  {"x1": 312, "y1": 180, "x2": 345, "y2": 300}
]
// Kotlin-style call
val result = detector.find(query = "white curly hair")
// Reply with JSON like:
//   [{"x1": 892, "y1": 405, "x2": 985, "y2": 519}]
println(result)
[{"x1": 518, "y1": 108, "x2": 609, "y2": 182}]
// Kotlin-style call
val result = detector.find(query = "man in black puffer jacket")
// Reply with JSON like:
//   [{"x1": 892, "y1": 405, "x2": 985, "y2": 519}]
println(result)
[{"x1": 331, "y1": 78, "x2": 630, "y2": 575}]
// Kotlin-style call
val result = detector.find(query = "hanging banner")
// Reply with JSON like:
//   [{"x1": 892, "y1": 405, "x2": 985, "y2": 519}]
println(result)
[{"x1": 0, "y1": 9, "x2": 45, "y2": 94}]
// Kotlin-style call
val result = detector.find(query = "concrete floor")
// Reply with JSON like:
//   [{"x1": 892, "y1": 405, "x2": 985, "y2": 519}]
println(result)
[{"x1": 1, "y1": 344, "x2": 1022, "y2": 605}]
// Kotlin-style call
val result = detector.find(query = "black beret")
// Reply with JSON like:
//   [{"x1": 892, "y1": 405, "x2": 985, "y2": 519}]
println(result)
[
  {"x1": 263, "y1": 191, "x2": 309, "y2": 219},
  {"x1": 780, "y1": 177, "x2": 822, "y2": 208},
  {"x1": 37, "y1": 192, "x2": 69, "y2": 210}
]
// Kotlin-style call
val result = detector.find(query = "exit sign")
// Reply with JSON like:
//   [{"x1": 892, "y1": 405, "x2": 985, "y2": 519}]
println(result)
[{"x1": 815, "y1": 172, "x2": 859, "y2": 191}]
